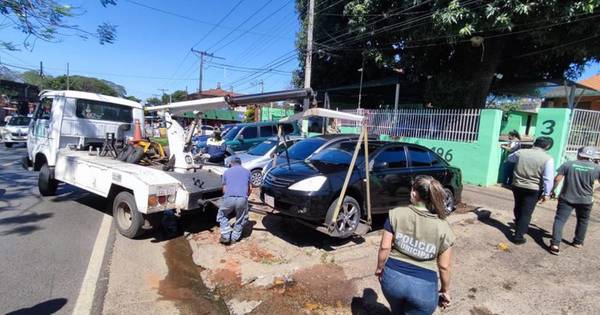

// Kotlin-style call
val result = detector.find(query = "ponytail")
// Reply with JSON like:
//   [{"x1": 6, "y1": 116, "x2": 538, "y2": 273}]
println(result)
[{"x1": 411, "y1": 175, "x2": 448, "y2": 219}]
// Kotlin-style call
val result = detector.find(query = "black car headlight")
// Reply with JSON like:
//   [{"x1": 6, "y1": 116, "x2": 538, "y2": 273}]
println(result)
[{"x1": 288, "y1": 176, "x2": 327, "y2": 192}]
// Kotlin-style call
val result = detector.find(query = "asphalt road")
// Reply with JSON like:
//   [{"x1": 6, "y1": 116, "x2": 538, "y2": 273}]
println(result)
[{"x1": 0, "y1": 144, "x2": 107, "y2": 314}]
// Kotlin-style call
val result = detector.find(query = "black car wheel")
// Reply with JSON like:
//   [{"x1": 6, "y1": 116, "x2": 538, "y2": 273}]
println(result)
[
  {"x1": 326, "y1": 196, "x2": 361, "y2": 238},
  {"x1": 444, "y1": 188, "x2": 455, "y2": 215},
  {"x1": 250, "y1": 169, "x2": 263, "y2": 187}
]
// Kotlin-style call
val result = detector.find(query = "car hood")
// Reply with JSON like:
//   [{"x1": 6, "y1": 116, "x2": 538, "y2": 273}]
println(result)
[
  {"x1": 4, "y1": 125, "x2": 29, "y2": 134},
  {"x1": 269, "y1": 160, "x2": 351, "y2": 179},
  {"x1": 225, "y1": 152, "x2": 266, "y2": 166}
]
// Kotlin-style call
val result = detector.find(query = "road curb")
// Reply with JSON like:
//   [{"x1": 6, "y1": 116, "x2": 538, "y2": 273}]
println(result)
[{"x1": 91, "y1": 218, "x2": 115, "y2": 315}]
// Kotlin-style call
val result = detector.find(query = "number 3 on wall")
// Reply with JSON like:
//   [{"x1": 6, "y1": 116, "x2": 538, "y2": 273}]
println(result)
[{"x1": 541, "y1": 120, "x2": 555, "y2": 135}]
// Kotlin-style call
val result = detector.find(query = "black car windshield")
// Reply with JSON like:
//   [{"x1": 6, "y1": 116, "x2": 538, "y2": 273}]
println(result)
[
  {"x1": 8, "y1": 116, "x2": 31, "y2": 126},
  {"x1": 284, "y1": 138, "x2": 326, "y2": 160},
  {"x1": 247, "y1": 140, "x2": 277, "y2": 156},
  {"x1": 309, "y1": 141, "x2": 383, "y2": 165},
  {"x1": 224, "y1": 126, "x2": 242, "y2": 141}
]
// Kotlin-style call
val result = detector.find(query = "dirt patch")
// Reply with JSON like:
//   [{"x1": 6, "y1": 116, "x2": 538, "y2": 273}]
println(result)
[
  {"x1": 158, "y1": 237, "x2": 228, "y2": 315},
  {"x1": 470, "y1": 306, "x2": 495, "y2": 315},
  {"x1": 231, "y1": 240, "x2": 279, "y2": 264},
  {"x1": 454, "y1": 202, "x2": 476, "y2": 214},
  {"x1": 211, "y1": 259, "x2": 242, "y2": 294},
  {"x1": 213, "y1": 263, "x2": 356, "y2": 314},
  {"x1": 502, "y1": 280, "x2": 517, "y2": 291}
]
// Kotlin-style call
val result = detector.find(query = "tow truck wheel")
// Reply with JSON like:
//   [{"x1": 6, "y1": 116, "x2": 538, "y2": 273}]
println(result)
[
  {"x1": 326, "y1": 196, "x2": 361, "y2": 238},
  {"x1": 250, "y1": 169, "x2": 263, "y2": 187},
  {"x1": 113, "y1": 191, "x2": 144, "y2": 238},
  {"x1": 38, "y1": 164, "x2": 58, "y2": 196},
  {"x1": 5, "y1": 143, "x2": 13, "y2": 148}
]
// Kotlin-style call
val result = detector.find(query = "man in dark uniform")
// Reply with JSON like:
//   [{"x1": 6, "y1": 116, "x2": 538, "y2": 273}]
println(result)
[{"x1": 549, "y1": 146, "x2": 600, "y2": 255}]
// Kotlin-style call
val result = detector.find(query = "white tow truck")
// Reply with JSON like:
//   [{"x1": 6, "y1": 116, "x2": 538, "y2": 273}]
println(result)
[{"x1": 26, "y1": 89, "x2": 313, "y2": 238}]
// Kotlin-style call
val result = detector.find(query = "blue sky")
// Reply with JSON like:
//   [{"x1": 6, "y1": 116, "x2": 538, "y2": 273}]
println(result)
[
  {"x1": 1, "y1": 0, "x2": 599, "y2": 102},
  {"x1": 0, "y1": 0, "x2": 300, "y2": 100}
]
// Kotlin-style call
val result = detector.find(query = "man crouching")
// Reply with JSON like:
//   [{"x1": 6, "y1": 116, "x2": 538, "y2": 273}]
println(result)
[{"x1": 217, "y1": 156, "x2": 251, "y2": 245}]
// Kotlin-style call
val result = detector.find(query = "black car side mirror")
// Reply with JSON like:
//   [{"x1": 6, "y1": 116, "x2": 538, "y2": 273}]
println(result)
[{"x1": 372, "y1": 161, "x2": 388, "y2": 170}]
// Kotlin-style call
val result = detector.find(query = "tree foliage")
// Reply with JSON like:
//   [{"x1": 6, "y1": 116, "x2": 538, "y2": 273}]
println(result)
[
  {"x1": 124, "y1": 95, "x2": 141, "y2": 103},
  {"x1": 0, "y1": 0, "x2": 117, "y2": 51},
  {"x1": 145, "y1": 97, "x2": 162, "y2": 106},
  {"x1": 20, "y1": 70, "x2": 126, "y2": 96},
  {"x1": 296, "y1": 0, "x2": 600, "y2": 108}
]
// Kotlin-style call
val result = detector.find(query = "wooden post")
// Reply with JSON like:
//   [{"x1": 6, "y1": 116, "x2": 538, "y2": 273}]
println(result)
[
  {"x1": 363, "y1": 126, "x2": 372, "y2": 225},
  {"x1": 327, "y1": 128, "x2": 365, "y2": 232}
]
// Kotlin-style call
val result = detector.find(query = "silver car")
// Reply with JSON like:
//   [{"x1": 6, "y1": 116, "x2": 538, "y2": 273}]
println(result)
[{"x1": 225, "y1": 136, "x2": 303, "y2": 186}]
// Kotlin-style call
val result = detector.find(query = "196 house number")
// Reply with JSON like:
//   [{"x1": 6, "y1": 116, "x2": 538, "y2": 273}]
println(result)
[{"x1": 431, "y1": 147, "x2": 454, "y2": 162}]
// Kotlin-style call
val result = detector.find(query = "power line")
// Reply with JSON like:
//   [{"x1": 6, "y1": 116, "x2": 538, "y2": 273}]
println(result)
[
  {"x1": 205, "y1": 0, "x2": 275, "y2": 52},
  {"x1": 191, "y1": 0, "x2": 246, "y2": 49},
  {"x1": 204, "y1": 60, "x2": 292, "y2": 74},
  {"x1": 164, "y1": 0, "x2": 246, "y2": 90},
  {"x1": 212, "y1": 0, "x2": 293, "y2": 53},
  {"x1": 123, "y1": 0, "x2": 289, "y2": 40}
]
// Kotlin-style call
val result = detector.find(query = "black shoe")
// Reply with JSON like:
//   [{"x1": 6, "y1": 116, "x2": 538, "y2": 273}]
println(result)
[
  {"x1": 512, "y1": 236, "x2": 527, "y2": 245},
  {"x1": 219, "y1": 233, "x2": 231, "y2": 245}
]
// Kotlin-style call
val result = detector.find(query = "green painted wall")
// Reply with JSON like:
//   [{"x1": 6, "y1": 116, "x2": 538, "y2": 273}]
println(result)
[
  {"x1": 500, "y1": 111, "x2": 537, "y2": 137},
  {"x1": 534, "y1": 108, "x2": 571, "y2": 165},
  {"x1": 261, "y1": 107, "x2": 295, "y2": 121},
  {"x1": 395, "y1": 110, "x2": 503, "y2": 186}
]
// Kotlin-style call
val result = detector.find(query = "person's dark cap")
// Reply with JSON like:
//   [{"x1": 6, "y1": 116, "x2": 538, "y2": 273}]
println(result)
[
  {"x1": 578, "y1": 146, "x2": 597, "y2": 159},
  {"x1": 230, "y1": 156, "x2": 242, "y2": 164}
]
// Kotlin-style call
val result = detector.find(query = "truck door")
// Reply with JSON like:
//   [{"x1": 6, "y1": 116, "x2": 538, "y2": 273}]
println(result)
[
  {"x1": 369, "y1": 145, "x2": 412, "y2": 212},
  {"x1": 29, "y1": 97, "x2": 61, "y2": 166}
]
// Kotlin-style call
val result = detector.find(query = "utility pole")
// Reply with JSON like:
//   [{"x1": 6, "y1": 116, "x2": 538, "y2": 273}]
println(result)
[
  {"x1": 258, "y1": 79, "x2": 264, "y2": 93},
  {"x1": 357, "y1": 54, "x2": 365, "y2": 109},
  {"x1": 66, "y1": 63, "x2": 70, "y2": 90},
  {"x1": 39, "y1": 61, "x2": 44, "y2": 89},
  {"x1": 191, "y1": 49, "x2": 225, "y2": 93},
  {"x1": 158, "y1": 88, "x2": 171, "y2": 103},
  {"x1": 303, "y1": 0, "x2": 315, "y2": 110}
]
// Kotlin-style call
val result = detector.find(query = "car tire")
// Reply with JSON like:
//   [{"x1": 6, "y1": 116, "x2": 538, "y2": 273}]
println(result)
[
  {"x1": 126, "y1": 147, "x2": 145, "y2": 164},
  {"x1": 5, "y1": 143, "x2": 13, "y2": 148},
  {"x1": 325, "y1": 196, "x2": 361, "y2": 238},
  {"x1": 113, "y1": 191, "x2": 144, "y2": 238},
  {"x1": 38, "y1": 163, "x2": 58, "y2": 196},
  {"x1": 444, "y1": 188, "x2": 456, "y2": 215},
  {"x1": 117, "y1": 144, "x2": 134, "y2": 161},
  {"x1": 250, "y1": 169, "x2": 263, "y2": 187}
]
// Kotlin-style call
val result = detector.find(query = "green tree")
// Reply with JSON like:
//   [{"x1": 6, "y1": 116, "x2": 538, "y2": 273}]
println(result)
[
  {"x1": 0, "y1": 0, "x2": 117, "y2": 51},
  {"x1": 171, "y1": 90, "x2": 188, "y2": 102},
  {"x1": 296, "y1": 0, "x2": 600, "y2": 108},
  {"x1": 146, "y1": 97, "x2": 162, "y2": 106},
  {"x1": 244, "y1": 106, "x2": 256, "y2": 122},
  {"x1": 125, "y1": 95, "x2": 141, "y2": 103},
  {"x1": 21, "y1": 71, "x2": 126, "y2": 96}
]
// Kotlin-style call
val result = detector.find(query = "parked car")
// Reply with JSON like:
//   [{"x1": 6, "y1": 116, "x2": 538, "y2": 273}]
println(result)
[
  {"x1": 224, "y1": 136, "x2": 303, "y2": 186},
  {"x1": 262, "y1": 134, "x2": 378, "y2": 174},
  {"x1": 222, "y1": 121, "x2": 300, "y2": 152},
  {"x1": 261, "y1": 141, "x2": 462, "y2": 238},
  {"x1": 1, "y1": 115, "x2": 31, "y2": 148},
  {"x1": 199, "y1": 125, "x2": 214, "y2": 136}
]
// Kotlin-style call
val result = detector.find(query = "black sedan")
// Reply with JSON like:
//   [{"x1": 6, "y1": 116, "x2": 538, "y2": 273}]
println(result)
[{"x1": 260, "y1": 140, "x2": 462, "y2": 238}]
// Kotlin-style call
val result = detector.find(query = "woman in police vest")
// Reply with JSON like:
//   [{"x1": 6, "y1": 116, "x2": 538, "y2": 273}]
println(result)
[{"x1": 375, "y1": 175, "x2": 455, "y2": 315}]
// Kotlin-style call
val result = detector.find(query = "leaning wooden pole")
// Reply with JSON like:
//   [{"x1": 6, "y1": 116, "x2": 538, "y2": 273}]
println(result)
[
  {"x1": 363, "y1": 126, "x2": 372, "y2": 226},
  {"x1": 327, "y1": 128, "x2": 365, "y2": 232}
]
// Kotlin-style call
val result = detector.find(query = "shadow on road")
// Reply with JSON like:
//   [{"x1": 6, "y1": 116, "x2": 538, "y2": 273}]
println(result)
[
  {"x1": 474, "y1": 208, "x2": 552, "y2": 250},
  {"x1": 351, "y1": 288, "x2": 391, "y2": 315},
  {"x1": 5, "y1": 298, "x2": 67, "y2": 315}
]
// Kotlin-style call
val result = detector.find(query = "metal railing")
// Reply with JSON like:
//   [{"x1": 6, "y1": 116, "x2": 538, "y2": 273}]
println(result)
[
  {"x1": 341, "y1": 108, "x2": 482, "y2": 142},
  {"x1": 566, "y1": 109, "x2": 600, "y2": 152}
]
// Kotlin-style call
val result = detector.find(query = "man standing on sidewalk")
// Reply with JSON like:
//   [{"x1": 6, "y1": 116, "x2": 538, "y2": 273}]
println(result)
[
  {"x1": 508, "y1": 137, "x2": 554, "y2": 244},
  {"x1": 217, "y1": 156, "x2": 251, "y2": 245},
  {"x1": 549, "y1": 146, "x2": 600, "y2": 255}
]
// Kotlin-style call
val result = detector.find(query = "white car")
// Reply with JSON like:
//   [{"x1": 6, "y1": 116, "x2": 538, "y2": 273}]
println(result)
[
  {"x1": 2, "y1": 115, "x2": 31, "y2": 148},
  {"x1": 224, "y1": 136, "x2": 303, "y2": 186}
]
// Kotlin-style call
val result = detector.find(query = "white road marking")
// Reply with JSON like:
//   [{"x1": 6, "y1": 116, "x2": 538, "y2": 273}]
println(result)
[{"x1": 72, "y1": 214, "x2": 112, "y2": 315}]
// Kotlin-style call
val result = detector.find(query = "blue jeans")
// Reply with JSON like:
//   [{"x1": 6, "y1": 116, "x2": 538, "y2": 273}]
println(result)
[
  {"x1": 551, "y1": 199, "x2": 592, "y2": 246},
  {"x1": 380, "y1": 266, "x2": 438, "y2": 315},
  {"x1": 216, "y1": 196, "x2": 248, "y2": 241}
]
